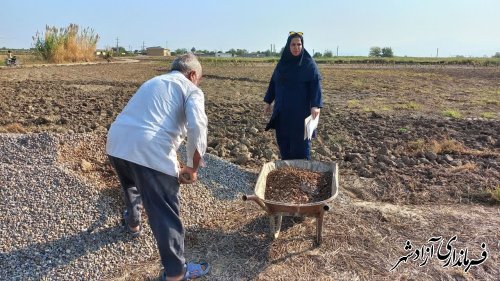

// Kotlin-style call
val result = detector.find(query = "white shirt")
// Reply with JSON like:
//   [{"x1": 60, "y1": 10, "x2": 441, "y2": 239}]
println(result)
[{"x1": 106, "y1": 71, "x2": 208, "y2": 177}]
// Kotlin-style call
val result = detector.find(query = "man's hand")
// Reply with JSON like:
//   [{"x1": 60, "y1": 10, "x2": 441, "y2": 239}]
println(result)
[
  {"x1": 179, "y1": 165, "x2": 198, "y2": 184},
  {"x1": 311, "y1": 107, "x2": 321, "y2": 119}
]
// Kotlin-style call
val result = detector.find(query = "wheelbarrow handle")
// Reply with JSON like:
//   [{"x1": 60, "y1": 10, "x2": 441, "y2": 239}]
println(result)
[{"x1": 242, "y1": 194, "x2": 269, "y2": 213}]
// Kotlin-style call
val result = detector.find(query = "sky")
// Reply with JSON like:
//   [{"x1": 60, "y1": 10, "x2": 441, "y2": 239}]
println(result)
[{"x1": 1, "y1": 0, "x2": 499, "y2": 57}]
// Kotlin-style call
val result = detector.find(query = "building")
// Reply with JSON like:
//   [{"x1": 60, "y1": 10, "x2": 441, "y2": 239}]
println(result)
[
  {"x1": 146, "y1": 47, "x2": 171, "y2": 56},
  {"x1": 95, "y1": 50, "x2": 107, "y2": 56},
  {"x1": 215, "y1": 52, "x2": 233, "y2": 58}
]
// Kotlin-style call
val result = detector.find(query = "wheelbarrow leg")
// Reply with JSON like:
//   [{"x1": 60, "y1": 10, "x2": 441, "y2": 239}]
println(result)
[
  {"x1": 269, "y1": 214, "x2": 282, "y2": 239},
  {"x1": 316, "y1": 211, "x2": 325, "y2": 245}
]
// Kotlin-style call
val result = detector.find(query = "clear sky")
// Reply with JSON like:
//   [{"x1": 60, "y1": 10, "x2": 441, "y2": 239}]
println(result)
[{"x1": 1, "y1": 0, "x2": 499, "y2": 57}]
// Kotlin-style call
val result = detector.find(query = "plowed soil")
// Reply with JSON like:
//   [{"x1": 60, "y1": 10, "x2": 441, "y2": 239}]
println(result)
[
  {"x1": 1, "y1": 58, "x2": 498, "y2": 280},
  {"x1": 2, "y1": 59, "x2": 498, "y2": 204}
]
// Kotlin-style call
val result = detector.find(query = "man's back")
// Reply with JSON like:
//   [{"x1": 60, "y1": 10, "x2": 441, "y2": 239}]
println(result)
[{"x1": 106, "y1": 71, "x2": 207, "y2": 177}]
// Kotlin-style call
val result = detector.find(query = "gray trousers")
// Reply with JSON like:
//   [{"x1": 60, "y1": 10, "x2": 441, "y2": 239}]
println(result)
[{"x1": 108, "y1": 155, "x2": 185, "y2": 277}]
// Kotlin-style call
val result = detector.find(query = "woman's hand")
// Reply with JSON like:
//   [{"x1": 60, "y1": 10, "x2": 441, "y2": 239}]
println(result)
[
  {"x1": 264, "y1": 103, "x2": 272, "y2": 115},
  {"x1": 311, "y1": 107, "x2": 321, "y2": 119}
]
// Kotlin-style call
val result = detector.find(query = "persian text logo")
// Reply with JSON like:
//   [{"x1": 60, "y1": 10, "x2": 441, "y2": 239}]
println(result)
[{"x1": 390, "y1": 236, "x2": 488, "y2": 272}]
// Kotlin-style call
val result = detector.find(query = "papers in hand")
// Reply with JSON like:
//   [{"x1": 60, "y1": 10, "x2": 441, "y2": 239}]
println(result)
[{"x1": 304, "y1": 115, "x2": 319, "y2": 140}]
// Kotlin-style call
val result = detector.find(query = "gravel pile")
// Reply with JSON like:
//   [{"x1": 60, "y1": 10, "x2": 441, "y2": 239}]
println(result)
[{"x1": 0, "y1": 133, "x2": 256, "y2": 280}]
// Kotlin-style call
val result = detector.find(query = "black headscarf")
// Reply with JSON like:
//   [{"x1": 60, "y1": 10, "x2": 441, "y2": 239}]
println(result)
[{"x1": 272, "y1": 33, "x2": 320, "y2": 83}]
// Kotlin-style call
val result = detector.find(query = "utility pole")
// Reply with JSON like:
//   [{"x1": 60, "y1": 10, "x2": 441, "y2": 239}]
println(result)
[
  {"x1": 115, "y1": 37, "x2": 119, "y2": 54},
  {"x1": 142, "y1": 41, "x2": 145, "y2": 53},
  {"x1": 436, "y1": 48, "x2": 439, "y2": 58},
  {"x1": 336, "y1": 45, "x2": 339, "y2": 56}
]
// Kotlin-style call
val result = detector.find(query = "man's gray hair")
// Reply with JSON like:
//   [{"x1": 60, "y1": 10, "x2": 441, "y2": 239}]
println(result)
[{"x1": 171, "y1": 53, "x2": 202, "y2": 76}]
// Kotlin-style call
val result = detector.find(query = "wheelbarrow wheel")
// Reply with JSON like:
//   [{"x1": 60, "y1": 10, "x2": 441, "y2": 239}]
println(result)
[{"x1": 269, "y1": 214, "x2": 282, "y2": 239}]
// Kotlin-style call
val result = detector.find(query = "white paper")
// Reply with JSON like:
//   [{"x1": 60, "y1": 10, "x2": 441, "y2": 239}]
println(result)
[{"x1": 304, "y1": 115, "x2": 319, "y2": 140}]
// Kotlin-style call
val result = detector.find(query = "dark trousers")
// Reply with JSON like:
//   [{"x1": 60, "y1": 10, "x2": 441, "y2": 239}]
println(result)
[
  {"x1": 108, "y1": 155, "x2": 185, "y2": 277},
  {"x1": 276, "y1": 131, "x2": 311, "y2": 160}
]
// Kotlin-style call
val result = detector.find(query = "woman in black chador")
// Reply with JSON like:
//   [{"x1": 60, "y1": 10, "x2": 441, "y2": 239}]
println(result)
[{"x1": 264, "y1": 31, "x2": 323, "y2": 160}]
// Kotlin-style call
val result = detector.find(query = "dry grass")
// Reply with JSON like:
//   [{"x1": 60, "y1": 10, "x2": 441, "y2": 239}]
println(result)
[
  {"x1": 448, "y1": 162, "x2": 478, "y2": 173},
  {"x1": 407, "y1": 138, "x2": 466, "y2": 155},
  {"x1": 94, "y1": 191, "x2": 500, "y2": 280},
  {"x1": 33, "y1": 23, "x2": 99, "y2": 63},
  {"x1": 429, "y1": 139, "x2": 466, "y2": 154},
  {"x1": 0, "y1": 123, "x2": 28, "y2": 133}
]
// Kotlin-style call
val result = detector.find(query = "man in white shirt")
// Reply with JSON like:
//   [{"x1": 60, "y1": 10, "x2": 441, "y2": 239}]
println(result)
[{"x1": 106, "y1": 53, "x2": 209, "y2": 280}]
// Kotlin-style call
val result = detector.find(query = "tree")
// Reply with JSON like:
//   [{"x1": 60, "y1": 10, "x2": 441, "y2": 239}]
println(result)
[
  {"x1": 174, "y1": 48, "x2": 188, "y2": 54},
  {"x1": 369, "y1": 46, "x2": 381, "y2": 57},
  {"x1": 235, "y1": 49, "x2": 248, "y2": 56},
  {"x1": 313, "y1": 52, "x2": 323, "y2": 58},
  {"x1": 493, "y1": 52, "x2": 500, "y2": 58},
  {"x1": 381, "y1": 47, "x2": 394, "y2": 57},
  {"x1": 112, "y1": 46, "x2": 127, "y2": 55},
  {"x1": 191, "y1": 47, "x2": 196, "y2": 53},
  {"x1": 324, "y1": 50, "x2": 333, "y2": 58}
]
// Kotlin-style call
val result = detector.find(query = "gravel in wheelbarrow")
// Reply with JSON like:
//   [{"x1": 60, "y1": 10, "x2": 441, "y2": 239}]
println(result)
[
  {"x1": 243, "y1": 160, "x2": 339, "y2": 245},
  {"x1": 265, "y1": 166, "x2": 332, "y2": 204}
]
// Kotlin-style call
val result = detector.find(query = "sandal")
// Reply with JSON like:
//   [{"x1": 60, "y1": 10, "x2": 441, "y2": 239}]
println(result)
[
  {"x1": 123, "y1": 210, "x2": 142, "y2": 237},
  {"x1": 161, "y1": 261, "x2": 210, "y2": 280},
  {"x1": 183, "y1": 261, "x2": 210, "y2": 280}
]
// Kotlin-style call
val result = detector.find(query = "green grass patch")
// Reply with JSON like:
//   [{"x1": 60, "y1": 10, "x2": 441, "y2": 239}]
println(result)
[
  {"x1": 351, "y1": 79, "x2": 364, "y2": 88},
  {"x1": 442, "y1": 109, "x2": 462, "y2": 119},
  {"x1": 347, "y1": 99, "x2": 361, "y2": 108},
  {"x1": 406, "y1": 101, "x2": 422, "y2": 110},
  {"x1": 480, "y1": 112, "x2": 496, "y2": 119},
  {"x1": 395, "y1": 101, "x2": 422, "y2": 110},
  {"x1": 483, "y1": 99, "x2": 500, "y2": 106},
  {"x1": 489, "y1": 185, "x2": 500, "y2": 203}
]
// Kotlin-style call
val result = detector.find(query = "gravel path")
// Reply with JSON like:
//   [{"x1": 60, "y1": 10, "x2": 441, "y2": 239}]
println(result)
[{"x1": 0, "y1": 133, "x2": 256, "y2": 280}]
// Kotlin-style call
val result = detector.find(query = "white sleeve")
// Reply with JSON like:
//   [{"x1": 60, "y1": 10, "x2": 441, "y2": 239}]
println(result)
[{"x1": 185, "y1": 88, "x2": 208, "y2": 168}]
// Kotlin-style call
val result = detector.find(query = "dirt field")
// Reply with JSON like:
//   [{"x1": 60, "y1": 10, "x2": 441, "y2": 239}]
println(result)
[{"x1": 1, "y1": 58, "x2": 498, "y2": 280}]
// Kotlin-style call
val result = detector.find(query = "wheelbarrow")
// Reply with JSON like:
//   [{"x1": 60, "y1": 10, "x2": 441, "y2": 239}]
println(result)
[{"x1": 243, "y1": 160, "x2": 338, "y2": 245}]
